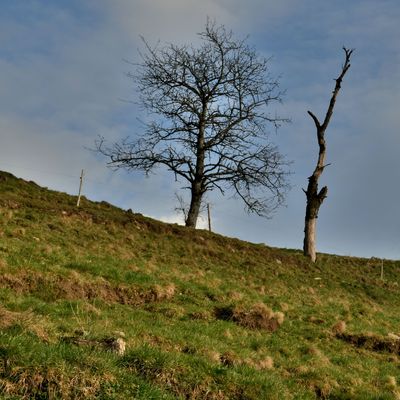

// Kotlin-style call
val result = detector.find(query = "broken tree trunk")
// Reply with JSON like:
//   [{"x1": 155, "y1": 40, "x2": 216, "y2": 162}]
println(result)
[{"x1": 303, "y1": 48, "x2": 353, "y2": 262}]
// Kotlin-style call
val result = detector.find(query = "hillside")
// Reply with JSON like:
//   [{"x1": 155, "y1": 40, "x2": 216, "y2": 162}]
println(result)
[{"x1": 0, "y1": 170, "x2": 399, "y2": 399}]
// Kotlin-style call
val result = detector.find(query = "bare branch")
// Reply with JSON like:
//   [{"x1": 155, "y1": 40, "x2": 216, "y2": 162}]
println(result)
[{"x1": 307, "y1": 111, "x2": 321, "y2": 130}]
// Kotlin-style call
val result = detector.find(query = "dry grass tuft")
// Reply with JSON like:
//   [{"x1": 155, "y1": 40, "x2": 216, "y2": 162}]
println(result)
[
  {"x1": 387, "y1": 355, "x2": 399, "y2": 363},
  {"x1": 0, "y1": 366, "x2": 107, "y2": 399},
  {"x1": 228, "y1": 291, "x2": 243, "y2": 301},
  {"x1": 0, "y1": 305, "x2": 17, "y2": 328},
  {"x1": 204, "y1": 350, "x2": 221, "y2": 364},
  {"x1": 80, "y1": 302, "x2": 102, "y2": 316},
  {"x1": 314, "y1": 381, "x2": 336, "y2": 398},
  {"x1": 386, "y1": 376, "x2": 397, "y2": 389},
  {"x1": 0, "y1": 306, "x2": 52, "y2": 342},
  {"x1": 279, "y1": 302, "x2": 289, "y2": 312},
  {"x1": 188, "y1": 310, "x2": 212, "y2": 321},
  {"x1": 220, "y1": 351, "x2": 239, "y2": 367},
  {"x1": 152, "y1": 283, "x2": 176, "y2": 301},
  {"x1": 332, "y1": 320, "x2": 346, "y2": 335},
  {"x1": 0, "y1": 258, "x2": 7, "y2": 269},
  {"x1": 258, "y1": 286, "x2": 266, "y2": 295},
  {"x1": 274, "y1": 311, "x2": 285, "y2": 325},
  {"x1": 12, "y1": 227, "x2": 26, "y2": 237},
  {"x1": 257, "y1": 356, "x2": 274, "y2": 370},
  {"x1": 245, "y1": 356, "x2": 274, "y2": 370},
  {"x1": 306, "y1": 346, "x2": 331, "y2": 366},
  {"x1": 307, "y1": 345, "x2": 323, "y2": 357},
  {"x1": 223, "y1": 329, "x2": 233, "y2": 339},
  {"x1": 308, "y1": 316, "x2": 325, "y2": 324},
  {"x1": 294, "y1": 365, "x2": 309, "y2": 374},
  {"x1": 232, "y1": 303, "x2": 285, "y2": 332},
  {"x1": 165, "y1": 305, "x2": 186, "y2": 319},
  {"x1": 388, "y1": 333, "x2": 400, "y2": 341}
]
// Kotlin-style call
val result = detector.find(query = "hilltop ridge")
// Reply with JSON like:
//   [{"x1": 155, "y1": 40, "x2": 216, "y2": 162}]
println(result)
[{"x1": 0, "y1": 170, "x2": 399, "y2": 399}]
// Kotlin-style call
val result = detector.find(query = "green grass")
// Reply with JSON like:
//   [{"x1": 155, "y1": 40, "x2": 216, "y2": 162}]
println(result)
[{"x1": 0, "y1": 170, "x2": 400, "y2": 399}]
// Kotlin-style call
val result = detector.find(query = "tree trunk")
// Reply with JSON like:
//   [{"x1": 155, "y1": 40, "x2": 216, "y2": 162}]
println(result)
[
  {"x1": 185, "y1": 181, "x2": 203, "y2": 228},
  {"x1": 303, "y1": 178, "x2": 327, "y2": 261},
  {"x1": 185, "y1": 104, "x2": 207, "y2": 228},
  {"x1": 303, "y1": 217, "x2": 317, "y2": 262},
  {"x1": 303, "y1": 172, "x2": 328, "y2": 261}
]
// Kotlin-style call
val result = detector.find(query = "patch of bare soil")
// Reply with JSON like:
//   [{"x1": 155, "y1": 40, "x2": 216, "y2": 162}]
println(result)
[
  {"x1": 337, "y1": 332, "x2": 400, "y2": 354},
  {"x1": 215, "y1": 302, "x2": 284, "y2": 332},
  {"x1": 0, "y1": 271, "x2": 175, "y2": 306}
]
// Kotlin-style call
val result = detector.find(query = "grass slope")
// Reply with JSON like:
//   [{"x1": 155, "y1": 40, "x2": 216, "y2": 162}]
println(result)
[{"x1": 0, "y1": 170, "x2": 399, "y2": 399}]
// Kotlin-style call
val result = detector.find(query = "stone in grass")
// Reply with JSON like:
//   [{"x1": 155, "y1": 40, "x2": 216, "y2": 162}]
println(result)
[
  {"x1": 102, "y1": 337, "x2": 126, "y2": 356},
  {"x1": 62, "y1": 335, "x2": 126, "y2": 356}
]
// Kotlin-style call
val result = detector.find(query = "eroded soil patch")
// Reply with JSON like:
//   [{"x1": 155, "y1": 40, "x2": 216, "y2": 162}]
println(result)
[
  {"x1": 215, "y1": 302, "x2": 284, "y2": 332},
  {"x1": 337, "y1": 332, "x2": 400, "y2": 354},
  {"x1": 0, "y1": 271, "x2": 175, "y2": 305}
]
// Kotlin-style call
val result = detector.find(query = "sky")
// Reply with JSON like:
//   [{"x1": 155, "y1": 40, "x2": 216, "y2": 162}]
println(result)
[{"x1": 0, "y1": 0, "x2": 399, "y2": 260}]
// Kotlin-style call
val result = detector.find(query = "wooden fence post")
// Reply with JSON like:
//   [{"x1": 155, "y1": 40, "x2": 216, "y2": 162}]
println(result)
[
  {"x1": 207, "y1": 203, "x2": 212, "y2": 232},
  {"x1": 76, "y1": 169, "x2": 84, "y2": 207}
]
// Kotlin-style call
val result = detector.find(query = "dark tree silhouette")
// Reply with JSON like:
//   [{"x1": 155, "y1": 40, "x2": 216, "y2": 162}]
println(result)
[
  {"x1": 303, "y1": 47, "x2": 354, "y2": 262},
  {"x1": 97, "y1": 21, "x2": 290, "y2": 228}
]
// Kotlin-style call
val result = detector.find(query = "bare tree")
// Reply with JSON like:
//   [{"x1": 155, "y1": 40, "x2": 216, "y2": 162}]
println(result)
[
  {"x1": 303, "y1": 47, "x2": 354, "y2": 262},
  {"x1": 97, "y1": 21, "x2": 290, "y2": 228},
  {"x1": 174, "y1": 193, "x2": 188, "y2": 223}
]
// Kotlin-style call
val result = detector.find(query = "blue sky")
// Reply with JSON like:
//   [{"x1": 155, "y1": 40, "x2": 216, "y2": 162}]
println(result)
[{"x1": 1, "y1": 0, "x2": 399, "y2": 260}]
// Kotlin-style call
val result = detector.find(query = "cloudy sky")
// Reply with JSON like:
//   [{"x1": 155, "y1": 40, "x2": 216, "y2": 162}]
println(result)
[{"x1": 1, "y1": 0, "x2": 399, "y2": 260}]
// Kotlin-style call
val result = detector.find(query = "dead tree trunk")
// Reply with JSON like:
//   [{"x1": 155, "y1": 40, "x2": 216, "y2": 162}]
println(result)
[{"x1": 303, "y1": 48, "x2": 353, "y2": 262}]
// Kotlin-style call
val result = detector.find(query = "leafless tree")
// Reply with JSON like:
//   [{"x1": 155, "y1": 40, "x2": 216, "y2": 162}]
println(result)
[
  {"x1": 303, "y1": 47, "x2": 354, "y2": 262},
  {"x1": 97, "y1": 21, "x2": 290, "y2": 228},
  {"x1": 174, "y1": 192, "x2": 189, "y2": 222}
]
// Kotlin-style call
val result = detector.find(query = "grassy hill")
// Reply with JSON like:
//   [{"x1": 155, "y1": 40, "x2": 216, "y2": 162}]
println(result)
[{"x1": 0, "y1": 170, "x2": 399, "y2": 399}]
